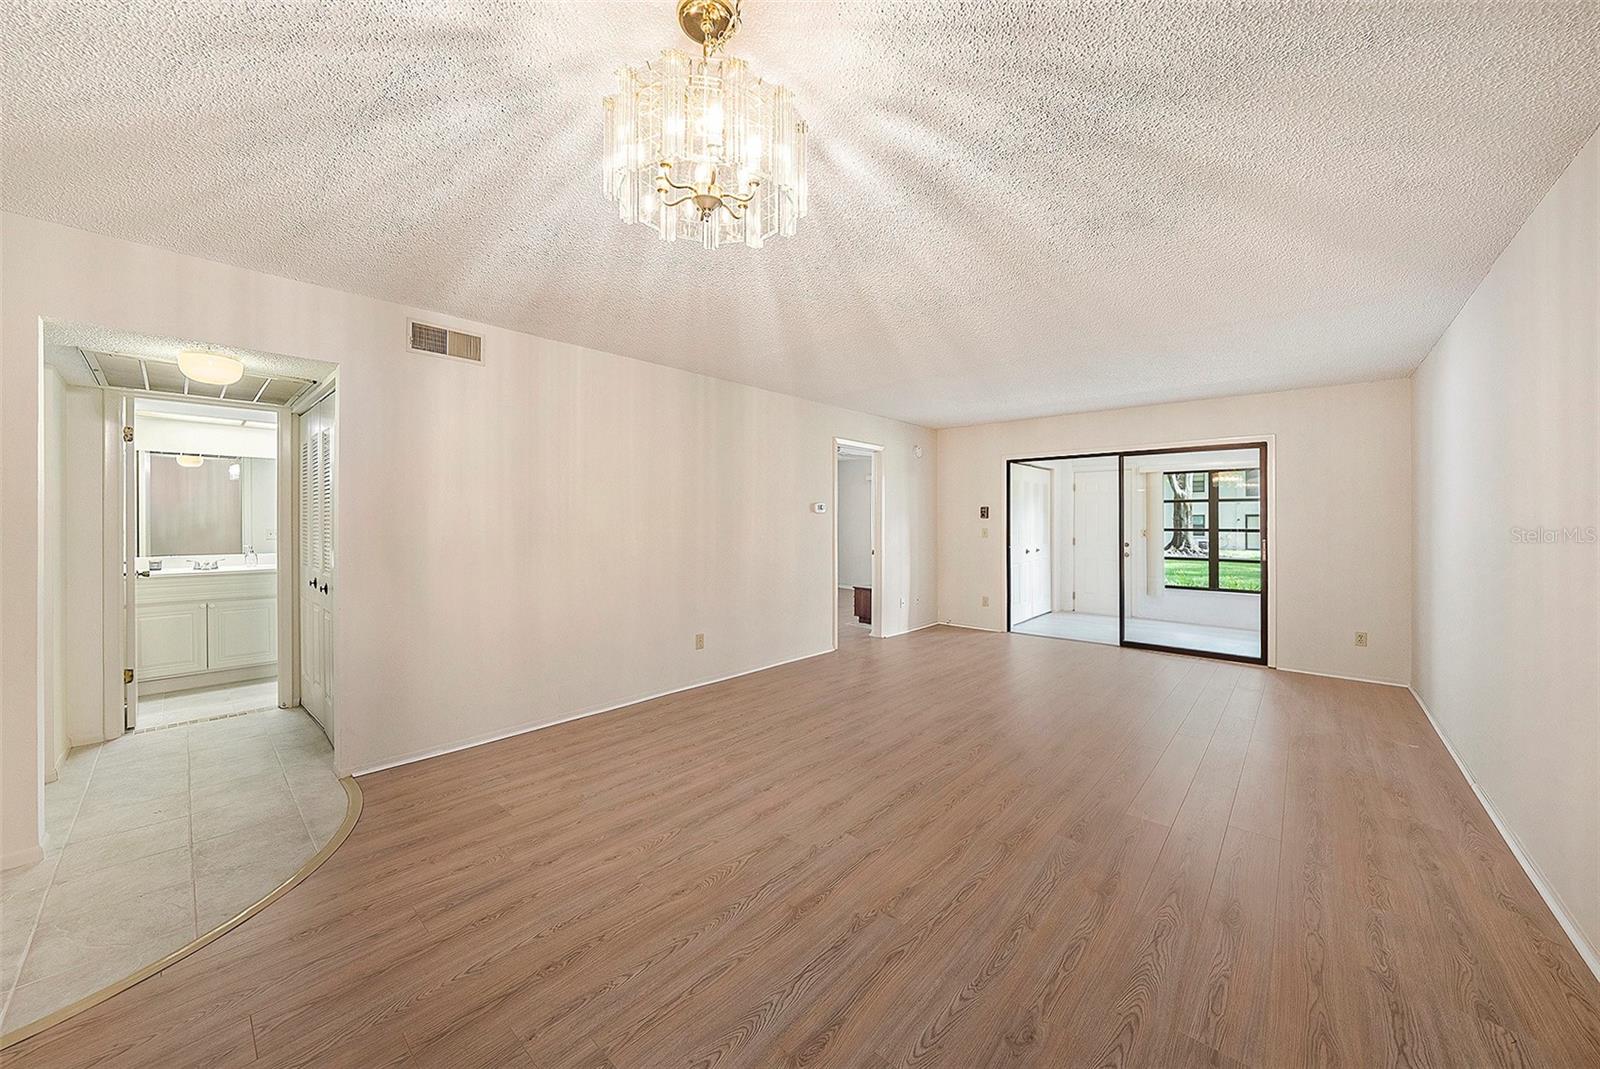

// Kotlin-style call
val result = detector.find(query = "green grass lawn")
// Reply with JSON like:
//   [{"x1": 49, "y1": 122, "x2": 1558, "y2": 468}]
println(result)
[{"x1": 1164, "y1": 559, "x2": 1262, "y2": 592}]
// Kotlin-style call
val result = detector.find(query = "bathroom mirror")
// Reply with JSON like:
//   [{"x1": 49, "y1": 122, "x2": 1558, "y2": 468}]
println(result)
[{"x1": 139, "y1": 453, "x2": 277, "y2": 557}]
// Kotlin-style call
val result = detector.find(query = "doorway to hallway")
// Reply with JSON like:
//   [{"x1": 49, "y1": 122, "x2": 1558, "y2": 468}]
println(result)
[{"x1": 833, "y1": 438, "x2": 882, "y2": 647}]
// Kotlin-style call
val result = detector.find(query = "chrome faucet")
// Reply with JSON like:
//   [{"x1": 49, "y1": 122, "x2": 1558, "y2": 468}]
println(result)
[{"x1": 187, "y1": 559, "x2": 220, "y2": 571}]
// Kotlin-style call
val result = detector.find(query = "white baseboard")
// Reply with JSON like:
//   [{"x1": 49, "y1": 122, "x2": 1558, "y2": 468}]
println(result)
[
  {"x1": 1277, "y1": 665, "x2": 1407, "y2": 688},
  {"x1": 938, "y1": 620, "x2": 1005, "y2": 633},
  {"x1": 1, "y1": 844, "x2": 45, "y2": 871},
  {"x1": 139, "y1": 664, "x2": 275, "y2": 697},
  {"x1": 1408, "y1": 685, "x2": 1600, "y2": 983},
  {"x1": 353, "y1": 647, "x2": 835, "y2": 778},
  {"x1": 885, "y1": 620, "x2": 940, "y2": 637}
]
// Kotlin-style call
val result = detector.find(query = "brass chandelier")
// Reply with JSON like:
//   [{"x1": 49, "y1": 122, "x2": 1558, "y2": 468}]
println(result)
[{"x1": 603, "y1": 0, "x2": 808, "y2": 249}]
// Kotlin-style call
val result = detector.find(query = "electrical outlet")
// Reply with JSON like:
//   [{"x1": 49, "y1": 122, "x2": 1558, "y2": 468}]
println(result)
[
  {"x1": 1354, "y1": 632, "x2": 1368, "y2": 647},
  {"x1": 981, "y1": 595, "x2": 990, "y2": 607},
  {"x1": 981, "y1": 527, "x2": 989, "y2": 538},
  {"x1": 695, "y1": 633, "x2": 705, "y2": 650}
]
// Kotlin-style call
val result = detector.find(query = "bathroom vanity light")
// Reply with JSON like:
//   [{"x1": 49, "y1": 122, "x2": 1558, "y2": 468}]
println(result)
[
  {"x1": 176, "y1": 348, "x2": 245, "y2": 386},
  {"x1": 176, "y1": 454, "x2": 205, "y2": 468}
]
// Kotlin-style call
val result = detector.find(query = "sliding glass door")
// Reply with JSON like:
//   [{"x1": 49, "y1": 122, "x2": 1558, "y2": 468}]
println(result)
[
  {"x1": 1119, "y1": 445, "x2": 1266, "y2": 662},
  {"x1": 1005, "y1": 441, "x2": 1267, "y2": 664}
]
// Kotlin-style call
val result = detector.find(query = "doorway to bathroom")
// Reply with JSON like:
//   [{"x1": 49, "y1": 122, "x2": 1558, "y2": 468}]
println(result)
[
  {"x1": 9, "y1": 328, "x2": 349, "y2": 1040},
  {"x1": 129, "y1": 396, "x2": 282, "y2": 731}
]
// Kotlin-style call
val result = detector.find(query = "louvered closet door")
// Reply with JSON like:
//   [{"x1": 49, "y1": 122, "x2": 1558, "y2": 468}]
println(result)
[{"x1": 298, "y1": 391, "x2": 336, "y2": 735}]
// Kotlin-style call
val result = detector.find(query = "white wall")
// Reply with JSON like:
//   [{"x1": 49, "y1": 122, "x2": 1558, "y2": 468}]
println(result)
[
  {"x1": 938, "y1": 379, "x2": 1413, "y2": 683},
  {"x1": 36, "y1": 368, "x2": 101, "y2": 794},
  {"x1": 42, "y1": 368, "x2": 67, "y2": 779},
  {"x1": 1412, "y1": 128, "x2": 1599, "y2": 963},
  {"x1": 60, "y1": 386, "x2": 105, "y2": 749},
  {"x1": 836, "y1": 456, "x2": 873, "y2": 588},
  {"x1": 0, "y1": 213, "x2": 939, "y2": 863}
]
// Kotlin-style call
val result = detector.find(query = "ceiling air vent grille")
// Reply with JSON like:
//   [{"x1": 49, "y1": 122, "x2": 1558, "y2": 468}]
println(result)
[{"x1": 409, "y1": 320, "x2": 483, "y2": 364}]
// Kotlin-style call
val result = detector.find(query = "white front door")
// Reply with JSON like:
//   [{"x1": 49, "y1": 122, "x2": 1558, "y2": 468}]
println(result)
[
  {"x1": 1072, "y1": 468, "x2": 1119, "y2": 616},
  {"x1": 1009, "y1": 464, "x2": 1052, "y2": 625},
  {"x1": 298, "y1": 391, "x2": 336, "y2": 735}
]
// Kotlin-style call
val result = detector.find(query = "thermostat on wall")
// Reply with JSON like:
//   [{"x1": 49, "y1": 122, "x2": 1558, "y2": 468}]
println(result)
[{"x1": 812, "y1": 502, "x2": 827, "y2": 514}]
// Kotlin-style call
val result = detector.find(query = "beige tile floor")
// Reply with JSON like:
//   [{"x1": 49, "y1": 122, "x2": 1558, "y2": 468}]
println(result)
[{"x1": 0, "y1": 706, "x2": 346, "y2": 1036}]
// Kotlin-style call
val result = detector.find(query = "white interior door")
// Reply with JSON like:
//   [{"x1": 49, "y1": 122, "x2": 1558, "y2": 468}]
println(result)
[
  {"x1": 298, "y1": 391, "x2": 336, "y2": 736},
  {"x1": 1009, "y1": 464, "x2": 1052, "y2": 625},
  {"x1": 1072, "y1": 468, "x2": 1119, "y2": 616}
]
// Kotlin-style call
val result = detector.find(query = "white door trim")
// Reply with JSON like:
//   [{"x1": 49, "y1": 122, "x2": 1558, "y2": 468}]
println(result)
[{"x1": 99, "y1": 392, "x2": 129, "y2": 740}]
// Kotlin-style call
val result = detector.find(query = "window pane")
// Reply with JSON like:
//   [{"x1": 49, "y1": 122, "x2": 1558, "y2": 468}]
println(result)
[
  {"x1": 1163, "y1": 472, "x2": 1207, "y2": 500},
  {"x1": 1162, "y1": 501, "x2": 1207, "y2": 531},
  {"x1": 1217, "y1": 501, "x2": 1259, "y2": 530},
  {"x1": 1164, "y1": 559, "x2": 1209, "y2": 589},
  {"x1": 1162, "y1": 528, "x2": 1207, "y2": 558},
  {"x1": 1218, "y1": 560, "x2": 1262, "y2": 592},
  {"x1": 1218, "y1": 531, "x2": 1259, "y2": 558},
  {"x1": 1216, "y1": 468, "x2": 1260, "y2": 500}
]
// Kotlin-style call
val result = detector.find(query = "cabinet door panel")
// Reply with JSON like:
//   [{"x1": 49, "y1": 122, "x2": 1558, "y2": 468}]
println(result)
[
  {"x1": 137, "y1": 601, "x2": 208, "y2": 680},
  {"x1": 207, "y1": 598, "x2": 278, "y2": 670}
]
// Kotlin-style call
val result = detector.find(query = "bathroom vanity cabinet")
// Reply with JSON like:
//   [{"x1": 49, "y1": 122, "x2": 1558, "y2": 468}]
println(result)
[{"x1": 136, "y1": 569, "x2": 277, "y2": 691}]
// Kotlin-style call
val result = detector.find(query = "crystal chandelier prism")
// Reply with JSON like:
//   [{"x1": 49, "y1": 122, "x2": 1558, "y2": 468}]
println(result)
[{"x1": 603, "y1": 0, "x2": 808, "y2": 249}]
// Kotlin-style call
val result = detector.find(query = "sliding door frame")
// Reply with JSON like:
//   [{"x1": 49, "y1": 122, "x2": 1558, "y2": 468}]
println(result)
[
  {"x1": 1004, "y1": 439, "x2": 1270, "y2": 666},
  {"x1": 1116, "y1": 441, "x2": 1268, "y2": 665}
]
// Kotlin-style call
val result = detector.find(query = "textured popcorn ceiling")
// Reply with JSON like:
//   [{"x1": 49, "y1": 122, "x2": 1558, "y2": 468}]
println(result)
[{"x1": 4, "y1": 2, "x2": 1599, "y2": 427}]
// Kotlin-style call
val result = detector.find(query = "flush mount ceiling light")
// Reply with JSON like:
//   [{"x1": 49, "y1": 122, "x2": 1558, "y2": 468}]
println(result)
[
  {"x1": 603, "y1": 0, "x2": 807, "y2": 249},
  {"x1": 176, "y1": 348, "x2": 245, "y2": 386},
  {"x1": 175, "y1": 454, "x2": 205, "y2": 468}
]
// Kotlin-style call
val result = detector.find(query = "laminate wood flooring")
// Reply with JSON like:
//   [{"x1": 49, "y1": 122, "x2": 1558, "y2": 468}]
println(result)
[{"x1": 5, "y1": 625, "x2": 1598, "y2": 1068}]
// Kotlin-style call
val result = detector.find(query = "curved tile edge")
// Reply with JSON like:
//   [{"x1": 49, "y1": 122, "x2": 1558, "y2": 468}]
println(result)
[{"x1": 0, "y1": 775, "x2": 363, "y2": 1051}]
